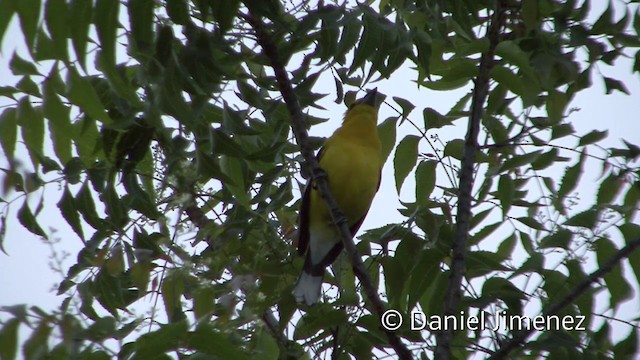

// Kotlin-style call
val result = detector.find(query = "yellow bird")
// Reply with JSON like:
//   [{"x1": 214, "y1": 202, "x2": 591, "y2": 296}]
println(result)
[{"x1": 293, "y1": 88, "x2": 382, "y2": 306}]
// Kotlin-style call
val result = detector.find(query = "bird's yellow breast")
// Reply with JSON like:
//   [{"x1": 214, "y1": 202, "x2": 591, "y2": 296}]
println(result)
[{"x1": 309, "y1": 104, "x2": 381, "y2": 229}]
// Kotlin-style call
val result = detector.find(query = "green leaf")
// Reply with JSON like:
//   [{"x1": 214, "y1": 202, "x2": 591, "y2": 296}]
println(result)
[
  {"x1": 0, "y1": 108, "x2": 17, "y2": 159},
  {"x1": 383, "y1": 256, "x2": 406, "y2": 308},
  {"x1": 497, "y1": 175, "x2": 514, "y2": 218},
  {"x1": 9, "y1": 52, "x2": 40, "y2": 76},
  {"x1": 350, "y1": 13, "x2": 379, "y2": 73},
  {"x1": 597, "y1": 173, "x2": 621, "y2": 206},
  {"x1": 565, "y1": 209, "x2": 598, "y2": 229},
  {"x1": 466, "y1": 251, "x2": 509, "y2": 278},
  {"x1": 423, "y1": 107, "x2": 453, "y2": 129},
  {"x1": 129, "y1": 0, "x2": 154, "y2": 53},
  {"x1": 551, "y1": 123, "x2": 574, "y2": 140},
  {"x1": 166, "y1": 0, "x2": 189, "y2": 24},
  {"x1": 57, "y1": 187, "x2": 84, "y2": 240},
  {"x1": 393, "y1": 134, "x2": 420, "y2": 193},
  {"x1": 578, "y1": 129, "x2": 608, "y2": 147},
  {"x1": 0, "y1": 318, "x2": 19, "y2": 360},
  {"x1": 595, "y1": 237, "x2": 633, "y2": 308},
  {"x1": 220, "y1": 155, "x2": 249, "y2": 206},
  {"x1": 75, "y1": 182, "x2": 103, "y2": 230},
  {"x1": 210, "y1": 0, "x2": 239, "y2": 34},
  {"x1": 23, "y1": 322, "x2": 51, "y2": 360},
  {"x1": 491, "y1": 64, "x2": 526, "y2": 95},
  {"x1": 95, "y1": 0, "x2": 119, "y2": 70},
  {"x1": 516, "y1": 217, "x2": 545, "y2": 231},
  {"x1": 614, "y1": 328, "x2": 638, "y2": 359},
  {"x1": 496, "y1": 233, "x2": 516, "y2": 262},
  {"x1": 0, "y1": 0, "x2": 16, "y2": 47},
  {"x1": 481, "y1": 277, "x2": 525, "y2": 313},
  {"x1": 133, "y1": 321, "x2": 188, "y2": 359},
  {"x1": 17, "y1": 97, "x2": 45, "y2": 168},
  {"x1": 294, "y1": 309, "x2": 349, "y2": 340},
  {"x1": 415, "y1": 160, "x2": 436, "y2": 206},
  {"x1": 162, "y1": 270, "x2": 185, "y2": 322},
  {"x1": 66, "y1": 68, "x2": 111, "y2": 125},
  {"x1": 557, "y1": 151, "x2": 585, "y2": 200},
  {"x1": 44, "y1": 77, "x2": 73, "y2": 164},
  {"x1": 408, "y1": 249, "x2": 443, "y2": 309},
  {"x1": 603, "y1": 77, "x2": 630, "y2": 95},
  {"x1": 546, "y1": 90, "x2": 567, "y2": 123},
  {"x1": 69, "y1": 0, "x2": 92, "y2": 70},
  {"x1": 18, "y1": 200, "x2": 47, "y2": 238},
  {"x1": 393, "y1": 96, "x2": 415, "y2": 117},
  {"x1": 500, "y1": 151, "x2": 542, "y2": 172},
  {"x1": 531, "y1": 148, "x2": 558, "y2": 171},
  {"x1": 539, "y1": 229, "x2": 573, "y2": 249},
  {"x1": 443, "y1": 139, "x2": 464, "y2": 160},
  {"x1": 15, "y1": 0, "x2": 41, "y2": 51},
  {"x1": 619, "y1": 223, "x2": 640, "y2": 287},
  {"x1": 336, "y1": 14, "x2": 361, "y2": 64},
  {"x1": 45, "y1": 0, "x2": 69, "y2": 61},
  {"x1": 378, "y1": 116, "x2": 397, "y2": 165},
  {"x1": 188, "y1": 325, "x2": 252, "y2": 359}
]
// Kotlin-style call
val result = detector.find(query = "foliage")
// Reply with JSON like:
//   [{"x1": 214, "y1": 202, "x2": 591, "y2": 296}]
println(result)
[{"x1": 1, "y1": 0, "x2": 640, "y2": 359}]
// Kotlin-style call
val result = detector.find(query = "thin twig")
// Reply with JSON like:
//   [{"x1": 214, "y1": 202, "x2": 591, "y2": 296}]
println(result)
[
  {"x1": 434, "y1": 2, "x2": 506, "y2": 359},
  {"x1": 241, "y1": 6, "x2": 413, "y2": 360},
  {"x1": 489, "y1": 236, "x2": 640, "y2": 359}
]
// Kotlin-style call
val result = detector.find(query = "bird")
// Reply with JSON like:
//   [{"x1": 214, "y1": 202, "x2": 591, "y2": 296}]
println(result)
[{"x1": 293, "y1": 88, "x2": 382, "y2": 306}]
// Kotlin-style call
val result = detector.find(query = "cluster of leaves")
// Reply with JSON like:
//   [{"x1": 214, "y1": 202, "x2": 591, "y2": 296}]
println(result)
[{"x1": 0, "y1": 0, "x2": 639, "y2": 359}]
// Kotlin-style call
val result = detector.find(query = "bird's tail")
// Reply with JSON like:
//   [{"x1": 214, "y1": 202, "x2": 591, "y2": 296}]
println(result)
[{"x1": 293, "y1": 267, "x2": 323, "y2": 306}]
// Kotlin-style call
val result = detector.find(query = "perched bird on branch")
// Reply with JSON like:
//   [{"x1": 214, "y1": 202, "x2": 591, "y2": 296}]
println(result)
[{"x1": 293, "y1": 88, "x2": 382, "y2": 306}]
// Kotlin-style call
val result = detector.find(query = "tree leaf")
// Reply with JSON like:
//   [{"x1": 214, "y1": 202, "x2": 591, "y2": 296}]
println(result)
[
  {"x1": 0, "y1": 318, "x2": 19, "y2": 360},
  {"x1": 69, "y1": 0, "x2": 92, "y2": 70},
  {"x1": 603, "y1": 76, "x2": 630, "y2": 95},
  {"x1": 18, "y1": 200, "x2": 47, "y2": 238},
  {"x1": 393, "y1": 134, "x2": 420, "y2": 193},
  {"x1": 57, "y1": 187, "x2": 84, "y2": 240},
  {"x1": 578, "y1": 129, "x2": 608, "y2": 147},
  {"x1": 595, "y1": 237, "x2": 633, "y2": 309},
  {"x1": 17, "y1": 97, "x2": 45, "y2": 168},
  {"x1": 378, "y1": 116, "x2": 397, "y2": 165},
  {"x1": 0, "y1": 108, "x2": 17, "y2": 159},
  {"x1": 557, "y1": 151, "x2": 585, "y2": 200},
  {"x1": 9, "y1": 52, "x2": 40, "y2": 76},
  {"x1": 45, "y1": 0, "x2": 69, "y2": 61},
  {"x1": 129, "y1": 0, "x2": 154, "y2": 54},
  {"x1": 466, "y1": 250, "x2": 509, "y2": 278},
  {"x1": 497, "y1": 174, "x2": 514, "y2": 218},
  {"x1": 166, "y1": 0, "x2": 189, "y2": 25},
  {"x1": 66, "y1": 68, "x2": 111, "y2": 125},
  {"x1": 15, "y1": 0, "x2": 41, "y2": 51},
  {"x1": 540, "y1": 229, "x2": 573, "y2": 249},
  {"x1": 44, "y1": 77, "x2": 73, "y2": 164},
  {"x1": 94, "y1": 0, "x2": 119, "y2": 70},
  {"x1": 415, "y1": 160, "x2": 436, "y2": 205}
]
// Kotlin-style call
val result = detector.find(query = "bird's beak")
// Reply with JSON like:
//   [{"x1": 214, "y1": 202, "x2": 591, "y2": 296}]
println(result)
[{"x1": 361, "y1": 88, "x2": 378, "y2": 107}]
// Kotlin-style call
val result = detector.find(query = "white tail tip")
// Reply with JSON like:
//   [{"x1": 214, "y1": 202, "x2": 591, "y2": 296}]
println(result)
[{"x1": 293, "y1": 272, "x2": 322, "y2": 306}]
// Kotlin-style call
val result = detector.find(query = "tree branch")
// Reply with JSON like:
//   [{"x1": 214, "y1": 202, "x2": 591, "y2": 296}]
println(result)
[
  {"x1": 241, "y1": 6, "x2": 412, "y2": 360},
  {"x1": 435, "y1": 3, "x2": 506, "y2": 360},
  {"x1": 489, "y1": 236, "x2": 640, "y2": 359}
]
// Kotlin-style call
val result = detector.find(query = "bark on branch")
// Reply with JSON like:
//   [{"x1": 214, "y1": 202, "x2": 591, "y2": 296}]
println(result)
[{"x1": 434, "y1": 3, "x2": 506, "y2": 359}]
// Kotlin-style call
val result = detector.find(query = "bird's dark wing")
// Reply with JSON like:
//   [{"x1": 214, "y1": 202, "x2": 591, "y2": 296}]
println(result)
[{"x1": 296, "y1": 147, "x2": 326, "y2": 256}]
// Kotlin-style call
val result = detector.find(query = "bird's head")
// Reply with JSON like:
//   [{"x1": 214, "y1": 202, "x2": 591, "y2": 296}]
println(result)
[{"x1": 343, "y1": 88, "x2": 379, "y2": 124}]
